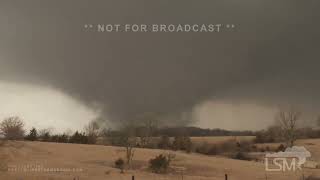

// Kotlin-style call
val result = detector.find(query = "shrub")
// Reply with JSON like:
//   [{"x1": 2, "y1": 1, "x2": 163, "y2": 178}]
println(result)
[
  {"x1": 208, "y1": 145, "x2": 218, "y2": 155},
  {"x1": 254, "y1": 126, "x2": 283, "y2": 143},
  {"x1": 237, "y1": 140, "x2": 253, "y2": 152},
  {"x1": 194, "y1": 139, "x2": 255, "y2": 157},
  {"x1": 172, "y1": 136, "x2": 192, "y2": 153},
  {"x1": 217, "y1": 140, "x2": 238, "y2": 154},
  {"x1": 158, "y1": 135, "x2": 171, "y2": 149},
  {"x1": 277, "y1": 144, "x2": 286, "y2": 152},
  {"x1": 149, "y1": 154, "x2": 171, "y2": 173},
  {"x1": 260, "y1": 147, "x2": 266, "y2": 152},
  {"x1": 195, "y1": 142, "x2": 210, "y2": 154},
  {"x1": 115, "y1": 158, "x2": 125, "y2": 173},
  {"x1": 195, "y1": 142, "x2": 219, "y2": 155},
  {"x1": 232, "y1": 151, "x2": 251, "y2": 161},
  {"x1": 265, "y1": 146, "x2": 270, "y2": 152}
]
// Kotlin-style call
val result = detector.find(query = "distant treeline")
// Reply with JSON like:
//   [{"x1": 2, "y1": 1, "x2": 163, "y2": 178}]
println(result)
[
  {"x1": 22, "y1": 126, "x2": 257, "y2": 147},
  {"x1": 21, "y1": 125, "x2": 320, "y2": 147},
  {"x1": 108, "y1": 126, "x2": 255, "y2": 137},
  {"x1": 158, "y1": 127, "x2": 255, "y2": 136},
  {"x1": 24, "y1": 128, "x2": 96, "y2": 144}
]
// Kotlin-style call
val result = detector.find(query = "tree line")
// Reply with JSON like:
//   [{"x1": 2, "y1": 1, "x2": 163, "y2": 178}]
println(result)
[
  {"x1": 0, "y1": 117, "x2": 99, "y2": 144},
  {"x1": 1, "y1": 106, "x2": 320, "y2": 149}
]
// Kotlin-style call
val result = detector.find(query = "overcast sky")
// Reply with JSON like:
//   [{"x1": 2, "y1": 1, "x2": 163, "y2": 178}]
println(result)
[{"x1": 0, "y1": 0, "x2": 319, "y2": 132}]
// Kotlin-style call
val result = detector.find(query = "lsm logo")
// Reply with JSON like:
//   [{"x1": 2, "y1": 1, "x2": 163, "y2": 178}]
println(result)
[{"x1": 265, "y1": 146, "x2": 311, "y2": 172}]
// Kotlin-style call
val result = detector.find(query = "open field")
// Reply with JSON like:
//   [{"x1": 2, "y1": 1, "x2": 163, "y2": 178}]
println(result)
[{"x1": 0, "y1": 138, "x2": 319, "y2": 180}]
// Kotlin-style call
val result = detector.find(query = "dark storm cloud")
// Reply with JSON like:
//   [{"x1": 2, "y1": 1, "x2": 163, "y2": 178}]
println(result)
[{"x1": 0, "y1": 0, "x2": 320, "y2": 126}]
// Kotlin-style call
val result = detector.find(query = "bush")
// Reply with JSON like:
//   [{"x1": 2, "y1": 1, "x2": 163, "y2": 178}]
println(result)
[
  {"x1": 172, "y1": 136, "x2": 192, "y2": 153},
  {"x1": 194, "y1": 139, "x2": 256, "y2": 158},
  {"x1": 237, "y1": 140, "x2": 253, "y2": 152},
  {"x1": 254, "y1": 126, "x2": 283, "y2": 143},
  {"x1": 158, "y1": 135, "x2": 171, "y2": 149},
  {"x1": 217, "y1": 140, "x2": 238, "y2": 154},
  {"x1": 232, "y1": 151, "x2": 251, "y2": 161},
  {"x1": 277, "y1": 144, "x2": 286, "y2": 152},
  {"x1": 115, "y1": 158, "x2": 125, "y2": 173},
  {"x1": 265, "y1": 146, "x2": 270, "y2": 152},
  {"x1": 208, "y1": 145, "x2": 218, "y2": 155},
  {"x1": 149, "y1": 154, "x2": 172, "y2": 173},
  {"x1": 195, "y1": 142, "x2": 210, "y2": 154},
  {"x1": 195, "y1": 142, "x2": 219, "y2": 155}
]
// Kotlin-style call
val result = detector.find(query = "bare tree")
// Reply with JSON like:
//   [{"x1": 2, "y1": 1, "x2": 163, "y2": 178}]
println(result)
[
  {"x1": 275, "y1": 107, "x2": 301, "y2": 147},
  {"x1": 0, "y1": 116, "x2": 25, "y2": 140},
  {"x1": 139, "y1": 113, "x2": 158, "y2": 147},
  {"x1": 119, "y1": 123, "x2": 137, "y2": 168},
  {"x1": 124, "y1": 136, "x2": 136, "y2": 167},
  {"x1": 84, "y1": 121, "x2": 100, "y2": 144}
]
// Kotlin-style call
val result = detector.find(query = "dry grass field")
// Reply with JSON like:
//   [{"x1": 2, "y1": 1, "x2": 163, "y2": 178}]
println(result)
[{"x1": 0, "y1": 138, "x2": 319, "y2": 180}]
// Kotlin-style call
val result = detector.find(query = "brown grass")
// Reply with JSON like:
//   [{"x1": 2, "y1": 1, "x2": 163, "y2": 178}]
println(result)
[{"x1": 0, "y1": 138, "x2": 319, "y2": 180}]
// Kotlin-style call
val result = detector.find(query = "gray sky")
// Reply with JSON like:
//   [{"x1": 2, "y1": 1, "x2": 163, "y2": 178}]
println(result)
[{"x1": 0, "y1": 0, "x2": 319, "y2": 131}]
